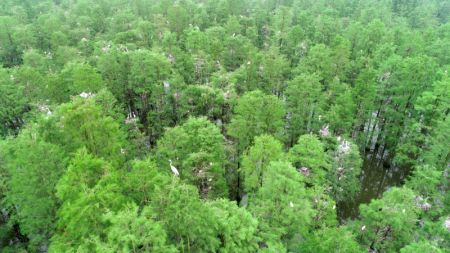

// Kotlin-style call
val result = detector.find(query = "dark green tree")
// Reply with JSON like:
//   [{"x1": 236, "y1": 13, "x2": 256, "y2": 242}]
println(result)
[
  {"x1": 1, "y1": 127, "x2": 66, "y2": 250},
  {"x1": 228, "y1": 90, "x2": 285, "y2": 154},
  {"x1": 0, "y1": 68, "x2": 28, "y2": 136},
  {"x1": 285, "y1": 73, "x2": 324, "y2": 145}
]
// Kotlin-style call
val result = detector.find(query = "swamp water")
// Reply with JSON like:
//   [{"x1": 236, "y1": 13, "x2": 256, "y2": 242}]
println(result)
[{"x1": 337, "y1": 153, "x2": 412, "y2": 222}]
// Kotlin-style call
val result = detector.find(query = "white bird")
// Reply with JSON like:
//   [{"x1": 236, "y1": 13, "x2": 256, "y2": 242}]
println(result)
[
  {"x1": 289, "y1": 201, "x2": 294, "y2": 208},
  {"x1": 79, "y1": 92, "x2": 92, "y2": 98},
  {"x1": 361, "y1": 225, "x2": 366, "y2": 231},
  {"x1": 169, "y1": 159, "x2": 179, "y2": 176}
]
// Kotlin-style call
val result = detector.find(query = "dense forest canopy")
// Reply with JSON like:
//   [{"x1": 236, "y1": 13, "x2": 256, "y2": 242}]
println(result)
[{"x1": 0, "y1": 0, "x2": 449, "y2": 252}]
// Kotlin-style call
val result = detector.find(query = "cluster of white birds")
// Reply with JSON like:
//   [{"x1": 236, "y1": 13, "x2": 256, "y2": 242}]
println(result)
[
  {"x1": 298, "y1": 167, "x2": 311, "y2": 177},
  {"x1": 337, "y1": 138, "x2": 351, "y2": 155},
  {"x1": 125, "y1": 111, "x2": 138, "y2": 124},
  {"x1": 37, "y1": 104, "x2": 52, "y2": 116},
  {"x1": 336, "y1": 167, "x2": 346, "y2": 181},
  {"x1": 415, "y1": 196, "x2": 432, "y2": 212},
  {"x1": 79, "y1": 92, "x2": 94, "y2": 98},
  {"x1": 319, "y1": 124, "x2": 330, "y2": 137}
]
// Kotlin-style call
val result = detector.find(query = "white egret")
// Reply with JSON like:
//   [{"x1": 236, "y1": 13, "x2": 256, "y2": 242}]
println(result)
[{"x1": 169, "y1": 159, "x2": 179, "y2": 176}]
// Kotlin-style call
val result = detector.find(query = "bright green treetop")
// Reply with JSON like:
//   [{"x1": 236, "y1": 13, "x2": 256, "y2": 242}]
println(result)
[
  {"x1": 288, "y1": 134, "x2": 329, "y2": 186},
  {"x1": 1, "y1": 127, "x2": 66, "y2": 250},
  {"x1": 156, "y1": 117, "x2": 228, "y2": 198},
  {"x1": 249, "y1": 161, "x2": 314, "y2": 250},
  {"x1": 241, "y1": 134, "x2": 285, "y2": 194},
  {"x1": 356, "y1": 187, "x2": 419, "y2": 252}
]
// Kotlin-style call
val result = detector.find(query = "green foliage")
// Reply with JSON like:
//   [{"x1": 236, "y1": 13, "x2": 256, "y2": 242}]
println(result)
[
  {"x1": 257, "y1": 49, "x2": 290, "y2": 95},
  {"x1": 12, "y1": 66, "x2": 45, "y2": 101},
  {"x1": 306, "y1": 186, "x2": 338, "y2": 229},
  {"x1": 50, "y1": 97, "x2": 127, "y2": 166},
  {"x1": 406, "y1": 165, "x2": 442, "y2": 200},
  {"x1": 94, "y1": 203, "x2": 177, "y2": 253},
  {"x1": 228, "y1": 90, "x2": 285, "y2": 153},
  {"x1": 167, "y1": 5, "x2": 189, "y2": 37},
  {"x1": 0, "y1": 0, "x2": 449, "y2": 252},
  {"x1": 356, "y1": 187, "x2": 419, "y2": 252},
  {"x1": 294, "y1": 44, "x2": 336, "y2": 84},
  {"x1": 328, "y1": 138, "x2": 363, "y2": 202},
  {"x1": 222, "y1": 35, "x2": 253, "y2": 71},
  {"x1": 55, "y1": 148, "x2": 111, "y2": 202},
  {"x1": 405, "y1": 165, "x2": 449, "y2": 247},
  {"x1": 96, "y1": 47, "x2": 131, "y2": 103},
  {"x1": 327, "y1": 88, "x2": 356, "y2": 136},
  {"x1": 50, "y1": 62, "x2": 104, "y2": 103},
  {"x1": 129, "y1": 49, "x2": 171, "y2": 94},
  {"x1": 128, "y1": 49, "x2": 173, "y2": 140},
  {"x1": 241, "y1": 134, "x2": 285, "y2": 194},
  {"x1": 249, "y1": 161, "x2": 314, "y2": 250},
  {"x1": 400, "y1": 241, "x2": 443, "y2": 253},
  {"x1": 288, "y1": 134, "x2": 329, "y2": 185},
  {"x1": 50, "y1": 149, "x2": 127, "y2": 252},
  {"x1": 0, "y1": 16, "x2": 22, "y2": 67},
  {"x1": 149, "y1": 181, "x2": 219, "y2": 252},
  {"x1": 285, "y1": 73, "x2": 324, "y2": 144},
  {"x1": 177, "y1": 85, "x2": 226, "y2": 121},
  {"x1": 207, "y1": 199, "x2": 259, "y2": 253},
  {"x1": 121, "y1": 158, "x2": 171, "y2": 207},
  {"x1": 301, "y1": 227, "x2": 363, "y2": 253},
  {"x1": 0, "y1": 68, "x2": 28, "y2": 136},
  {"x1": 424, "y1": 116, "x2": 450, "y2": 168},
  {"x1": 1, "y1": 127, "x2": 66, "y2": 250},
  {"x1": 156, "y1": 117, "x2": 228, "y2": 198}
]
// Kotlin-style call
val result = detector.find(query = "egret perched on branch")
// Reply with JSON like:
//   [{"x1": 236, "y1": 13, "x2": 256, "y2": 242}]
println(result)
[{"x1": 169, "y1": 159, "x2": 179, "y2": 176}]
